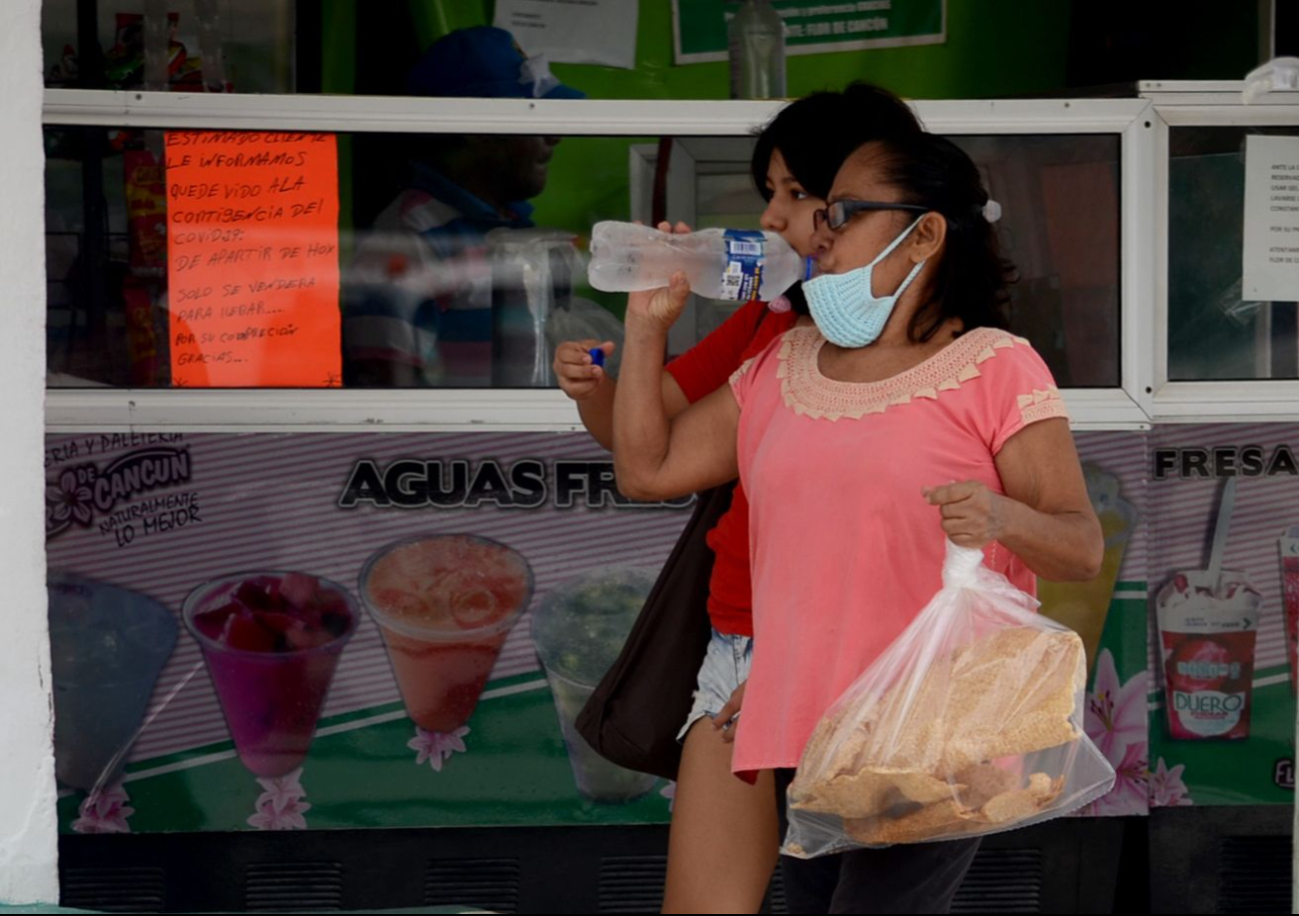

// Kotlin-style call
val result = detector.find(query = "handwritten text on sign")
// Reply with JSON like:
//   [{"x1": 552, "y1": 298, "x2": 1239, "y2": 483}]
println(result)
[{"x1": 165, "y1": 131, "x2": 342, "y2": 387}]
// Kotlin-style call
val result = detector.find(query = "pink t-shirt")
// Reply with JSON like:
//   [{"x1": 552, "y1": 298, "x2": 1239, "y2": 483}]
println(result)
[{"x1": 727, "y1": 324, "x2": 1069, "y2": 776}]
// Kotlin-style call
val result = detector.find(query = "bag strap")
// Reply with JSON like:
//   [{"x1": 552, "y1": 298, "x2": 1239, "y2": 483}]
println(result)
[{"x1": 576, "y1": 481, "x2": 735, "y2": 721}]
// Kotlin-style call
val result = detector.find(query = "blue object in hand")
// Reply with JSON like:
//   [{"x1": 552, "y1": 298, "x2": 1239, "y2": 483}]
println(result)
[{"x1": 589, "y1": 348, "x2": 606, "y2": 368}]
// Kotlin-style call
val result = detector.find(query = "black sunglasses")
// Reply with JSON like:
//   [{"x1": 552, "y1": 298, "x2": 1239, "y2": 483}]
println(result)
[{"x1": 813, "y1": 199, "x2": 929, "y2": 232}]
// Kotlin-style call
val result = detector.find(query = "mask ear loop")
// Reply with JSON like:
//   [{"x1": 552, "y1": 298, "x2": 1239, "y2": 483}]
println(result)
[
  {"x1": 870, "y1": 214, "x2": 928, "y2": 301},
  {"x1": 868, "y1": 214, "x2": 927, "y2": 269},
  {"x1": 891, "y1": 257, "x2": 927, "y2": 303}
]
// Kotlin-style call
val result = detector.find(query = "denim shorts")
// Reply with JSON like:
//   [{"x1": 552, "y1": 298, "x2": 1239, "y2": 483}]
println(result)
[{"x1": 676, "y1": 627, "x2": 754, "y2": 742}]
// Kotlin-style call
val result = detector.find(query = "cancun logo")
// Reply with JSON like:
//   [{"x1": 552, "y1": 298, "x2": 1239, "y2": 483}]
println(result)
[{"x1": 46, "y1": 446, "x2": 192, "y2": 540}]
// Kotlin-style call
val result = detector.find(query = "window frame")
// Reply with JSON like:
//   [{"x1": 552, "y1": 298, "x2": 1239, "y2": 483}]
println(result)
[
  {"x1": 1145, "y1": 81, "x2": 1299, "y2": 420},
  {"x1": 42, "y1": 89, "x2": 1154, "y2": 432}
]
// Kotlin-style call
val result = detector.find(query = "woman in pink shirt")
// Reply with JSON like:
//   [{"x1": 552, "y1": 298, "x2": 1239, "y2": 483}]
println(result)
[
  {"x1": 612, "y1": 130, "x2": 1103, "y2": 914},
  {"x1": 556, "y1": 85, "x2": 925, "y2": 915}
]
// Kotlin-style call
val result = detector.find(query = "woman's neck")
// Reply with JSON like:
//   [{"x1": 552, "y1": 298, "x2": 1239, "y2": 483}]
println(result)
[
  {"x1": 814, "y1": 291, "x2": 964, "y2": 384},
  {"x1": 872, "y1": 292, "x2": 960, "y2": 350}
]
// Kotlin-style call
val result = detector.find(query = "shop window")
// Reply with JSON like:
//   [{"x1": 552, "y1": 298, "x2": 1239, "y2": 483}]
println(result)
[
  {"x1": 44, "y1": 126, "x2": 1122, "y2": 389},
  {"x1": 1168, "y1": 126, "x2": 1299, "y2": 382},
  {"x1": 649, "y1": 134, "x2": 1123, "y2": 387},
  {"x1": 42, "y1": 0, "x2": 297, "y2": 94}
]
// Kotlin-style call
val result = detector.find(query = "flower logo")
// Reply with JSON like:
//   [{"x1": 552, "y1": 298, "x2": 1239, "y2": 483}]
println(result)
[{"x1": 46, "y1": 469, "x2": 93, "y2": 534}]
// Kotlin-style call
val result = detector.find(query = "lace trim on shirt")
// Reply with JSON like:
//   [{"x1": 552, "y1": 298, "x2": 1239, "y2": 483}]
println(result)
[
  {"x1": 729, "y1": 356, "x2": 757, "y2": 392},
  {"x1": 1020, "y1": 389, "x2": 1070, "y2": 425},
  {"x1": 772, "y1": 325, "x2": 1052, "y2": 423}
]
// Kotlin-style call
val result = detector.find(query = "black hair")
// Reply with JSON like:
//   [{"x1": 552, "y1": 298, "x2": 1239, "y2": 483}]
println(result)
[
  {"x1": 750, "y1": 82, "x2": 923, "y2": 201},
  {"x1": 853, "y1": 132, "x2": 1014, "y2": 341},
  {"x1": 750, "y1": 83, "x2": 923, "y2": 313}
]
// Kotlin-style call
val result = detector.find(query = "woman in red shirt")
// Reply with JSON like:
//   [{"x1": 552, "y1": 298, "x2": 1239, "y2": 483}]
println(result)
[{"x1": 553, "y1": 84, "x2": 922, "y2": 913}]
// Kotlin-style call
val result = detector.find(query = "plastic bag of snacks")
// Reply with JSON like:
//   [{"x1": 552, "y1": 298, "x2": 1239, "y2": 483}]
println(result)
[{"x1": 783, "y1": 542, "x2": 1115, "y2": 856}]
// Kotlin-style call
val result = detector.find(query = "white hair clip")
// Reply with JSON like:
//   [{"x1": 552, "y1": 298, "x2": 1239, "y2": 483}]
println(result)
[{"x1": 982, "y1": 199, "x2": 1002, "y2": 223}]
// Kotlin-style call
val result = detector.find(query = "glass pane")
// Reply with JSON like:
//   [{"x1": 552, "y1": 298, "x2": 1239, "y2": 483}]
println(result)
[
  {"x1": 39, "y1": 3, "x2": 1022, "y2": 101},
  {"x1": 680, "y1": 134, "x2": 1123, "y2": 387},
  {"x1": 42, "y1": 0, "x2": 296, "y2": 93},
  {"x1": 44, "y1": 126, "x2": 1120, "y2": 390},
  {"x1": 44, "y1": 126, "x2": 652, "y2": 389},
  {"x1": 1168, "y1": 126, "x2": 1299, "y2": 382},
  {"x1": 956, "y1": 134, "x2": 1121, "y2": 388}
]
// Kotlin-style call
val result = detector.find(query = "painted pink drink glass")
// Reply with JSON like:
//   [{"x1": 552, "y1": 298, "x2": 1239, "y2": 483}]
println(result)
[
  {"x1": 361, "y1": 534, "x2": 534, "y2": 734},
  {"x1": 183, "y1": 571, "x2": 358, "y2": 777}
]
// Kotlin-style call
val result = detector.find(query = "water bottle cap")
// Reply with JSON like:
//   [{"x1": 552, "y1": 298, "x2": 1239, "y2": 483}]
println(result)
[{"x1": 588, "y1": 348, "x2": 606, "y2": 368}]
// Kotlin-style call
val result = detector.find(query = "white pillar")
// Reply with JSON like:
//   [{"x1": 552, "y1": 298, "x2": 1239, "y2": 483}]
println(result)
[{"x1": 0, "y1": 0, "x2": 60, "y2": 905}]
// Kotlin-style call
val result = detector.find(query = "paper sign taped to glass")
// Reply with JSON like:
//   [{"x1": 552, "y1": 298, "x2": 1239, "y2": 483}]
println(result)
[{"x1": 784, "y1": 542, "x2": 1115, "y2": 856}]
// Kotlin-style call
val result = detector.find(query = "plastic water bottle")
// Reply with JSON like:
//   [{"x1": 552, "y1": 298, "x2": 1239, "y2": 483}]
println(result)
[
  {"x1": 1242, "y1": 56, "x2": 1299, "y2": 104},
  {"x1": 728, "y1": 0, "x2": 787, "y2": 100},
  {"x1": 587, "y1": 221, "x2": 812, "y2": 302}
]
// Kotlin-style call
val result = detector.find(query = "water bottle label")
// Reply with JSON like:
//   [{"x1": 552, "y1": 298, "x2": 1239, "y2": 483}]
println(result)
[{"x1": 720, "y1": 229, "x2": 765, "y2": 302}]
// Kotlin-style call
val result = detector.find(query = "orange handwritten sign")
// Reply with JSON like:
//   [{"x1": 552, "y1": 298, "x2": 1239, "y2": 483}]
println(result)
[{"x1": 165, "y1": 131, "x2": 341, "y2": 387}]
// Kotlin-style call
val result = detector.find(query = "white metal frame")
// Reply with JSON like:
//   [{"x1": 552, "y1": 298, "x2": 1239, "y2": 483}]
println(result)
[
  {"x1": 42, "y1": 90, "x2": 1159, "y2": 432},
  {"x1": 1142, "y1": 80, "x2": 1299, "y2": 421}
]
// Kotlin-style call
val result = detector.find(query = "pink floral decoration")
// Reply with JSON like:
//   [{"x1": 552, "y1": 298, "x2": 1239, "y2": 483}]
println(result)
[
  {"x1": 1085, "y1": 649, "x2": 1148, "y2": 762},
  {"x1": 1149, "y1": 757, "x2": 1194, "y2": 807},
  {"x1": 1083, "y1": 739, "x2": 1148, "y2": 817},
  {"x1": 247, "y1": 767, "x2": 311, "y2": 830},
  {"x1": 408, "y1": 726, "x2": 470, "y2": 772},
  {"x1": 71, "y1": 782, "x2": 134, "y2": 834}
]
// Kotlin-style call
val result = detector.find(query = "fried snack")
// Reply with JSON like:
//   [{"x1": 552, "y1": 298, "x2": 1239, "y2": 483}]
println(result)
[
  {"x1": 955, "y1": 762, "x2": 1021, "y2": 809},
  {"x1": 882, "y1": 628, "x2": 1085, "y2": 774},
  {"x1": 845, "y1": 800, "x2": 981, "y2": 845},
  {"x1": 793, "y1": 767, "x2": 960, "y2": 818},
  {"x1": 980, "y1": 773, "x2": 1064, "y2": 824},
  {"x1": 841, "y1": 772, "x2": 1065, "y2": 844},
  {"x1": 791, "y1": 627, "x2": 1085, "y2": 828}
]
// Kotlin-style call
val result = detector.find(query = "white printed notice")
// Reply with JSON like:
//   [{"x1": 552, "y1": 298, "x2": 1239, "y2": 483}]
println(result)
[
  {"x1": 495, "y1": 0, "x2": 638, "y2": 70},
  {"x1": 1243, "y1": 135, "x2": 1299, "y2": 302}
]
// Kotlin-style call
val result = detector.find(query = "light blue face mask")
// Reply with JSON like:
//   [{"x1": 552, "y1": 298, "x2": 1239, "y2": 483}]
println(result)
[{"x1": 804, "y1": 216, "x2": 926, "y2": 349}]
